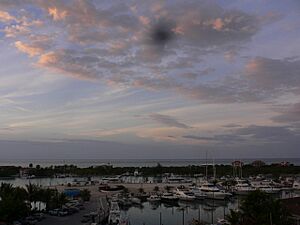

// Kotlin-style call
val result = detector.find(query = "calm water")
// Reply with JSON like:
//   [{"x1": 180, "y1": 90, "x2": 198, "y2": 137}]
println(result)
[
  {"x1": 0, "y1": 158, "x2": 299, "y2": 167},
  {"x1": 121, "y1": 191, "x2": 299, "y2": 225},
  {"x1": 122, "y1": 201, "x2": 234, "y2": 225}
]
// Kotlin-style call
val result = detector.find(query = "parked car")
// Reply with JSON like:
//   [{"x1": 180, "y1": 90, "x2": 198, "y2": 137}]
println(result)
[
  {"x1": 33, "y1": 213, "x2": 45, "y2": 221},
  {"x1": 58, "y1": 210, "x2": 68, "y2": 216},
  {"x1": 48, "y1": 209, "x2": 60, "y2": 216}
]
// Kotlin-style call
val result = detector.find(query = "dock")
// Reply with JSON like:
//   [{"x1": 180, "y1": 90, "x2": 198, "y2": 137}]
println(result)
[{"x1": 98, "y1": 196, "x2": 110, "y2": 224}]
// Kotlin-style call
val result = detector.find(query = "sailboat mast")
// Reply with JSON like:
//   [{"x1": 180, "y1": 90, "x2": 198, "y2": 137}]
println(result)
[{"x1": 205, "y1": 151, "x2": 208, "y2": 180}]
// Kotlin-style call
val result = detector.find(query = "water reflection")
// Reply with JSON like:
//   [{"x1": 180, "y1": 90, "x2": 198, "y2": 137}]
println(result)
[{"x1": 121, "y1": 191, "x2": 299, "y2": 225}]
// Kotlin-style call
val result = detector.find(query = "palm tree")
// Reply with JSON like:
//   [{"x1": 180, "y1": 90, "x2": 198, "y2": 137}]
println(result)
[
  {"x1": 0, "y1": 184, "x2": 30, "y2": 223},
  {"x1": 226, "y1": 209, "x2": 241, "y2": 225},
  {"x1": 227, "y1": 190, "x2": 292, "y2": 225},
  {"x1": 80, "y1": 189, "x2": 91, "y2": 201},
  {"x1": 0, "y1": 183, "x2": 14, "y2": 197},
  {"x1": 26, "y1": 183, "x2": 40, "y2": 211}
]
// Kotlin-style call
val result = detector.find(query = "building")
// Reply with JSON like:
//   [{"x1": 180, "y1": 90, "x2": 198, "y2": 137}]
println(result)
[
  {"x1": 251, "y1": 160, "x2": 266, "y2": 167},
  {"x1": 231, "y1": 160, "x2": 243, "y2": 167}
]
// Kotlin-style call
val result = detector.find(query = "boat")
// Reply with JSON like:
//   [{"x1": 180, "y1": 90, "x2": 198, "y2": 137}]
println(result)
[
  {"x1": 251, "y1": 180, "x2": 281, "y2": 194},
  {"x1": 256, "y1": 185, "x2": 281, "y2": 194},
  {"x1": 190, "y1": 186, "x2": 206, "y2": 200},
  {"x1": 108, "y1": 201, "x2": 121, "y2": 225},
  {"x1": 167, "y1": 176, "x2": 192, "y2": 183},
  {"x1": 217, "y1": 218, "x2": 230, "y2": 225},
  {"x1": 293, "y1": 180, "x2": 300, "y2": 192},
  {"x1": 101, "y1": 177, "x2": 122, "y2": 183},
  {"x1": 161, "y1": 192, "x2": 179, "y2": 203},
  {"x1": 233, "y1": 179, "x2": 256, "y2": 195},
  {"x1": 174, "y1": 188, "x2": 196, "y2": 201},
  {"x1": 130, "y1": 197, "x2": 142, "y2": 205},
  {"x1": 200, "y1": 182, "x2": 232, "y2": 200},
  {"x1": 147, "y1": 195, "x2": 161, "y2": 202}
]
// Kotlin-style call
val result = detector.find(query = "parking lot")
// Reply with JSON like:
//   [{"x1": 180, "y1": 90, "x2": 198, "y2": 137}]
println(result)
[{"x1": 37, "y1": 198, "x2": 98, "y2": 225}]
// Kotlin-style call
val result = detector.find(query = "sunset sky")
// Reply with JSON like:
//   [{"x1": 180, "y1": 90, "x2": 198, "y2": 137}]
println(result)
[{"x1": 0, "y1": 0, "x2": 300, "y2": 159}]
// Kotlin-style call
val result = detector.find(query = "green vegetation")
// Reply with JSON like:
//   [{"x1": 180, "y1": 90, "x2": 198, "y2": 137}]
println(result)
[
  {"x1": 0, "y1": 183, "x2": 67, "y2": 223},
  {"x1": 79, "y1": 189, "x2": 91, "y2": 201},
  {"x1": 226, "y1": 190, "x2": 292, "y2": 225},
  {"x1": 0, "y1": 163, "x2": 299, "y2": 178}
]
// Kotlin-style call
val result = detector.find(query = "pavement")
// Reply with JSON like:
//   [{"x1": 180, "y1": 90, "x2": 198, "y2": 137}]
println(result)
[{"x1": 37, "y1": 199, "x2": 99, "y2": 225}]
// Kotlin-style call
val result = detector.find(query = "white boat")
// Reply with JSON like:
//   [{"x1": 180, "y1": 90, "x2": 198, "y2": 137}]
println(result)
[
  {"x1": 190, "y1": 186, "x2": 206, "y2": 200},
  {"x1": 251, "y1": 180, "x2": 281, "y2": 194},
  {"x1": 161, "y1": 192, "x2": 179, "y2": 203},
  {"x1": 293, "y1": 180, "x2": 300, "y2": 192},
  {"x1": 257, "y1": 185, "x2": 281, "y2": 194},
  {"x1": 108, "y1": 201, "x2": 121, "y2": 225},
  {"x1": 174, "y1": 188, "x2": 196, "y2": 201},
  {"x1": 101, "y1": 177, "x2": 122, "y2": 183},
  {"x1": 217, "y1": 218, "x2": 230, "y2": 225},
  {"x1": 147, "y1": 195, "x2": 161, "y2": 202},
  {"x1": 234, "y1": 179, "x2": 256, "y2": 195},
  {"x1": 200, "y1": 182, "x2": 232, "y2": 200},
  {"x1": 167, "y1": 177, "x2": 192, "y2": 183}
]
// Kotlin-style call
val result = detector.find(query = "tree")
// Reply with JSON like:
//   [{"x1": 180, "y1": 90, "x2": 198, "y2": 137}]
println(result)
[
  {"x1": 226, "y1": 209, "x2": 241, "y2": 225},
  {"x1": 0, "y1": 183, "x2": 30, "y2": 223},
  {"x1": 226, "y1": 190, "x2": 292, "y2": 225},
  {"x1": 80, "y1": 189, "x2": 91, "y2": 201}
]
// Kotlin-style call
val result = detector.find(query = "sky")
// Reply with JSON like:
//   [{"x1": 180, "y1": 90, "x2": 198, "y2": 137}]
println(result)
[{"x1": 0, "y1": 0, "x2": 300, "y2": 159}]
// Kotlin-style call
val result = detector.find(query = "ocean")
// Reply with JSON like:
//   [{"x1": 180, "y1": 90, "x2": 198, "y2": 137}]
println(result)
[{"x1": 0, "y1": 158, "x2": 299, "y2": 167}]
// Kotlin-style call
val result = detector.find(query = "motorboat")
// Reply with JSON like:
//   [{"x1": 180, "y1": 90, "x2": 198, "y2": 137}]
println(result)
[
  {"x1": 147, "y1": 195, "x2": 161, "y2": 202},
  {"x1": 293, "y1": 180, "x2": 300, "y2": 192},
  {"x1": 174, "y1": 188, "x2": 196, "y2": 201},
  {"x1": 217, "y1": 218, "x2": 230, "y2": 225},
  {"x1": 233, "y1": 179, "x2": 256, "y2": 195},
  {"x1": 190, "y1": 186, "x2": 206, "y2": 200},
  {"x1": 161, "y1": 192, "x2": 179, "y2": 203},
  {"x1": 200, "y1": 182, "x2": 232, "y2": 200},
  {"x1": 251, "y1": 180, "x2": 281, "y2": 194}
]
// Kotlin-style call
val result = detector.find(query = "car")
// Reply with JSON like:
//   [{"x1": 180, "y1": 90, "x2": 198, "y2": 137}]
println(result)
[
  {"x1": 58, "y1": 210, "x2": 68, "y2": 216},
  {"x1": 48, "y1": 209, "x2": 60, "y2": 216}
]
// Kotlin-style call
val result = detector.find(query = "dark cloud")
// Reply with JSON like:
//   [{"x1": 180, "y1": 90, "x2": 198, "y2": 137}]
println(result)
[
  {"x1": 149, "y1": 113, "x2": 190, "y2": 128},
  {"x1": 184, "y1": 124, "x2": 300, "y2": 145},
  {"x1": 222, "y1": 123, "x2": 242, "y2": 128},
  {"x1": 245, "y1": 57, "x2": 300, "y2": 92},
  {"x1": 234, "y1": 125, "x2": 298, "y2": 141},
  {"x1": 182, "y1": 134, "x2": 244, "y2": 143}
]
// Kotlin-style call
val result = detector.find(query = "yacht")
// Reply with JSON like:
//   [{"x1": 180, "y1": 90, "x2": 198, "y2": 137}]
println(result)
[
  {"x1": 167, "y1": 177, "x2": 192, "y2": 183},
  {"x1": 174, "y1": 188, "x2": 196, "y2": 201},
  {"x1": 161, "y1": 192, "x2": 179, "y2": 203},
  {"x1": 190, "y1": 186, "x2": 206, "y2": 200},
  {"x1": 233, "y1": 179, "x2": 256, "y2": 195},
  {"x1": 147, "y1": 195, "x2": 161, "y2": 202},
  {"x1": 200, "y1": 182, "x2": 232, "y2": 200},
  {"x1": 293, "y1": 180, "x2": 300, "y2": 192},
  {"x1": 251, "y1": 180, "x2": 281, "y2": 194},
  {"x1": 108, "y1": 201, "x2": 121, "y2": 225}
]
